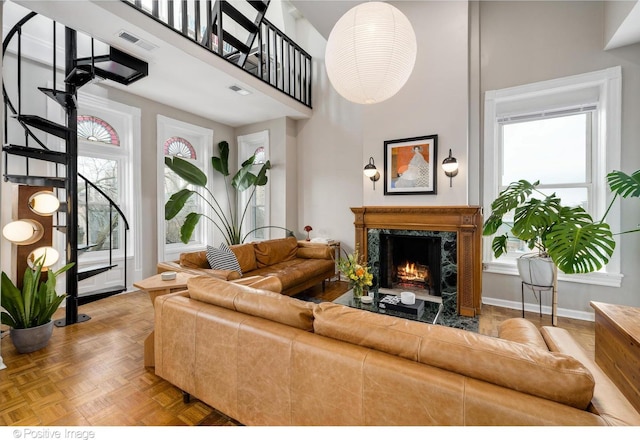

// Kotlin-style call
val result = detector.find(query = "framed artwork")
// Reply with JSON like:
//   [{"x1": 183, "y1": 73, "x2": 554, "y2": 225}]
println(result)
[{"x1": 384, "y1": 134, "x2": 438, "y2": 195}]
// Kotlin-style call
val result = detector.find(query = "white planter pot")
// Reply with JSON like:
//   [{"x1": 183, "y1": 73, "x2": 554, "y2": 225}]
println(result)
[{"x1": 517, "y1": 254, "x2": 555, "y2": 287}]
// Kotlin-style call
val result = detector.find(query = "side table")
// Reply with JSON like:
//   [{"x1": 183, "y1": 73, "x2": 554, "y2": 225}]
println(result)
[
  {"x1": 590, "y1": 301, "x2": 640, "y2": 412},
  {"x1": 298, "y1": 240, "x2": 341, "y2": 281},
  {"x1": 134, "y1": 272, "x2": 195, "y2": 367}
]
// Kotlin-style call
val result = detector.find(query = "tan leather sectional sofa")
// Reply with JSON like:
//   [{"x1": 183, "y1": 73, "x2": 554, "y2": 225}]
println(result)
[
  {"x1": 154, "y1": 276, "x2": 640, "y2": 426},
  {"x1": 157, "y1": 236, "x2": 335, "y2": 296}
]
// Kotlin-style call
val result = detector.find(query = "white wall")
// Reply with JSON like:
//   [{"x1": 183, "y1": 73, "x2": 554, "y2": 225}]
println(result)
[
  {"x1": 478, "y1": 0, "x2": 640, "y2": 316},
  {"x1": 294, "y1": 1, "x2": 469, "y2": 255}
]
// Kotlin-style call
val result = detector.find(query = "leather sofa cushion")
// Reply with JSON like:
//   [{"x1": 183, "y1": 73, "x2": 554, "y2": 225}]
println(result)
[
  {"x1": 313, "y1": 303, "x2": 595, "y2": 409},
  {"x1": 188, "y1": 276, "x2": 314, "y2": 331},
  {"x1": 296, "y1": 246, "x2": 333, "y2": 260},
  {"x1": 230, "y1": 243, "x2": 257, "y2": 273},
  {"x1": 254, "y1": 236, "x2": 298, "y2": 268},
  {"x1": 243, "y1": 258, "x2": 335, "y2": 290},
  {"x1": 498, "y1": 318, "x2": 549, "y2": 350},
  {"x1": 180, "y1": 250, "x2": 209, "y2": 269}
]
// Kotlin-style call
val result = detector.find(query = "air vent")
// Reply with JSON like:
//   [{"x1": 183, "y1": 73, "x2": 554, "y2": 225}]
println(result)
[
  {"x1": 118, "y1": 31, "x2": 139, "y2": 44},
  {"x1": 230, "y1": 85, "x2": 251, "y2": 96},
  {"x1": 117, "y1": 30, "x2": 158, "y2": 52}
]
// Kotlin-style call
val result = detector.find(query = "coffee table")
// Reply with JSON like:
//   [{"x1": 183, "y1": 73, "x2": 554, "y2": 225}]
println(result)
[
  {"x1": 334, "y1": 288, "x2": 444, "y2": 325},
  {"x1": 134, "y1": 272, "x2": 195, "y2": 367}
]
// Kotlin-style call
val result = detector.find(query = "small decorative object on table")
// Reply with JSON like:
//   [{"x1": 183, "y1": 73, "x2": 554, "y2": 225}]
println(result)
[
  {"x1": 337, "y1": 250, "x2": 373, "y2": 299},
  {"x1": 304, "y1": 225, "x2": 313, "y2": 241}
]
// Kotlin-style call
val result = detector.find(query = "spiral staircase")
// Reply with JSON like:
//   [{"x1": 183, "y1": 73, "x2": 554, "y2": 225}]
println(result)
[{"x1": 2, "y1": 10, "x2": 148, "y2": 326}]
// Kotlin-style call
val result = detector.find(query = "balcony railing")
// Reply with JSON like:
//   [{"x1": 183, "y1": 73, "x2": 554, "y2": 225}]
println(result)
[{"x1": 122, "y1": 0, "x2": 312, "y2": 107}]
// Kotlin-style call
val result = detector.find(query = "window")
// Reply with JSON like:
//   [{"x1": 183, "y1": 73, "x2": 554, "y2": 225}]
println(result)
[
  {"x1": 483, "y1": 67, "x2": 622, "y2": 286},
  {"x1": 157, "y1": 116, "x2": 213, "y2": 262},
  {"x1": 237, "y1": 131, "x2": 269, "y2": 242}
]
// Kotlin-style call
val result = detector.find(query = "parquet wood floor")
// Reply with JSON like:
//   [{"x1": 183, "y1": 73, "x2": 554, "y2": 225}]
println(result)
[{"x1": 0, "y1": 280, "x2": 594, "y2": 426}]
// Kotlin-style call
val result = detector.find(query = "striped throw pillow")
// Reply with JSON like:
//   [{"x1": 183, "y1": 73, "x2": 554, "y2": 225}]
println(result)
[{"x1": 206, "y1": 242, "x2": 242, "y2": 276}]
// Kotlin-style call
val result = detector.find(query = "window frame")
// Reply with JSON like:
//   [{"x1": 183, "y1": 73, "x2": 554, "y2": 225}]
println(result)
[
  {"x1": 483, "y1": 67, "x2": 622, "y2": 287},
  {"x1": 157, "y1": 115, "x2": 213, "y2": 262},
  {"x1": 237, "y1": 130, "x2": 270, "y2": 243}
]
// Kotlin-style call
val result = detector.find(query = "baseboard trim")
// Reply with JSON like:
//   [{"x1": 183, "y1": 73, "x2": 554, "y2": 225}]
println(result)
[{"x1": 482, "y1": 296, "x2": 595, "y2": 322}]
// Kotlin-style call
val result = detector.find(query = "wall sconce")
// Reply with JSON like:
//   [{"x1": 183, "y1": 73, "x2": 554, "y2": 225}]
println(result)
[
  {"x1": 363, "y1": 157, "x2": 381, "y2": 190},
  {"x1": 2, "y1": 219, "x2": 45, "y2": 245},
  {"x1": 28, "y1": 190, "x2": 60, "y2": 216},
  {"x1": 442, "y1": 149, "x2": 459, "y2": 187},
  {"x1": 27, "y1": 246, "x2": 60, "y2": 270}
]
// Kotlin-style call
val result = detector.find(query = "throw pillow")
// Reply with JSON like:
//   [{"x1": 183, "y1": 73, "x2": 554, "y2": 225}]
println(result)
[{"x1": 206, "y1": 242, "x2": 242, "y2": 276}]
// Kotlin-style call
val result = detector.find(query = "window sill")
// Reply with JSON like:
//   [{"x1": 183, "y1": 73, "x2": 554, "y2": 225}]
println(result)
[{"x1": 483, "y1": 261, "x2": 623, "y2": 288}]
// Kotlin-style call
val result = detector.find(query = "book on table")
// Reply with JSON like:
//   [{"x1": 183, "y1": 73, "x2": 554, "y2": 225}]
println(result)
[{"x1": 378, "y1": 294, "x2": 424, "y2": 317}]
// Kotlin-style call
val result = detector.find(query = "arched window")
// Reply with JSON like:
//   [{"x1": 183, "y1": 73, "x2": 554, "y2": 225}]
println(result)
[
  {"x1": 77, "y1": 115, "x2": 120, "y2": 145},
  {"x1": 253, "y1": 146, "x2": 266, "y2": 164},
  {"x1": 164, "y1": 136, "x2": 197, "y2": 159}
]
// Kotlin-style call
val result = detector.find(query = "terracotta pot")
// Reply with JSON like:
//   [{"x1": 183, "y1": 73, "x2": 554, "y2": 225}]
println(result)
[{"x1": 10, "y1": 320, "x2": 54, "y2": 354}]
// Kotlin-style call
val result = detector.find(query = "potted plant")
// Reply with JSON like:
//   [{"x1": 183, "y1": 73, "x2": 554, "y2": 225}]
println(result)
[
  {"x1": 1, "y1": 254, "x2": 73, "y2": 353},
  {"x1": 483, "y1": 170, "x2": 640, "y2": 323},
  {"x1": 165, "y1": 140, "x2": 277, "y2": 245}
]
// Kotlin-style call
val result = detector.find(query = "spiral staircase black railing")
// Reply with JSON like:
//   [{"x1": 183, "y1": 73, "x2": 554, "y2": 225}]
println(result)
[{"x1": 2, "y1": 11, "x2": 146, "y2": 326}]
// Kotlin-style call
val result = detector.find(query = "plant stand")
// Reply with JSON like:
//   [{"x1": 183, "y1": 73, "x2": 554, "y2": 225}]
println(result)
[{"x1": 521, "y1": 265, "x2": 558, "y2": 326}]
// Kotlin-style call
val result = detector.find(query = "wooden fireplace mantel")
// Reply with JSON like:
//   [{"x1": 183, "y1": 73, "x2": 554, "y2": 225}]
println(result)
[{"x1": 351, "y1": 206, "x2": 483, "y2": 317}]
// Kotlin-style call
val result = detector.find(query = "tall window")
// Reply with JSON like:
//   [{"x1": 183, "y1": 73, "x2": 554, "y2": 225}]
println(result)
[
  {"x1": 77, "y1": 115, "x2": 123, "y2": 253},
  {"x1": 484, "y1": 67, "x2": 622, "y2": 286},
  {"x1": 238, "y1": 131, "x2": 269, "y2": 242},
  {"x1": 157, "y1": 116, "x2": 213, "y2": 262}
]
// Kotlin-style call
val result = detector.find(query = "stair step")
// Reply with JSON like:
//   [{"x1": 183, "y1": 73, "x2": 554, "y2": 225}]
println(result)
[
  {"x1": 77, "y1": 243, "x2": 99, "y2": 253},
  {"x1": 213, "y1": 25, "x2": 251, "y2": 56},
  {"x1": 78, "y1": 264, "x2": 117, "y2": 281},
  {"x1": 75, "y1": 47, "x2": 148, "y2": 86},
  {"x1": 54, "y1": 225, "x2": 67, "y2": 233},
  {"x1": 3, "y1": 144, "x2": 67, "y2": 164},
  {"x1": 15, "y1": 115, "x2": 71, "y2": 139},
  {"x1": 38, "y1": 87, "x2": 77, "y2": 109},
  {"x1": 3, "y1": 174, "x2": 66, "y2": 188},
  {"x1": 65, "y1": 66, "x2": 94, "y2": 88},
  {"x1": 248, "y1": 0, "x2": 269, "y2": 13},
  {"x1": 221, "y1": 2, "x2": 259, "y2": 34},
  {"x1": 77, "y1": 285, "x2": 126, "y2": 306}
]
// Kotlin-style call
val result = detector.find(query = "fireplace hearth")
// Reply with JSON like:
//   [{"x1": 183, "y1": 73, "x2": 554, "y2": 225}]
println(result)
[{"x1": 351, "y1": 206, "x2": 483, "y2": 317}]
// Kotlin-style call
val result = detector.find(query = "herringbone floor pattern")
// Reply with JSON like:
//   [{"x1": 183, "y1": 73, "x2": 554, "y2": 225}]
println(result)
[{"x1": 0, "y1": 280, "x2": 594, "y2": 426}]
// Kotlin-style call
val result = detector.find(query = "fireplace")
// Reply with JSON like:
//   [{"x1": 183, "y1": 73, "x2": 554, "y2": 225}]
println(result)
[
  {"x1": 351, "y1": 206, "x2": 482, "y2": 317},
  {"x1": 379, "y1": 233, "x2": 443, "y2": 296}
]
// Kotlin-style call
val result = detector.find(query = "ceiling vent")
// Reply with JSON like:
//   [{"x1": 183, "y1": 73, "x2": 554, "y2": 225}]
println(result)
[
  {"x1": 117, "y1": 30, "x2": 158, "y2": 52},
  {"x1": 230, "y1": 85, "x2": 251, "y2": 96}
]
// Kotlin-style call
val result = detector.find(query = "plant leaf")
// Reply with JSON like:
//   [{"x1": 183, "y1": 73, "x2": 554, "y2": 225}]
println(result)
[
  {"x1": 545, "y1": 207, "x2": 616, "y2": 274},
  {"x1": 489, "y1": 180, "x2": 538, "y2": 219},
  {"x1": 165, "y1": 156, "x2": 207, "y2": 187},
  {"x1": 180, "y1": 212, "x2": 203, "y2": 244},
  {"x1": 165, "y1": 188, "x2": 195, "y2": 220},
  {"x1": 211, "y1": 141, "x2": 230, "y2": 176},
  {"x1": 607, "y1": 170, "x2": 640, "y2": 198},
  {"x1": 254, "y1": 160, "x2": 271, "y2": 186},
  {"x1": 1, "y1": 271, "x2": 26, "y2": 328},
  {"x1": 511, "y1": 195, "x2": 561, "y2": 243},
  {"x1": 232, "y1": 156, "x2": 257, "y2": 192},
  {"x1": 491, "y1": 234, "x2": 509, "y2": 258}
]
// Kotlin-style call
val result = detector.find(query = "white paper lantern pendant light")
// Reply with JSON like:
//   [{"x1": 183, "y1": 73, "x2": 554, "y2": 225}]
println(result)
[{"x1": 325, "y1": 2, "x2": 417, "y2": 104}]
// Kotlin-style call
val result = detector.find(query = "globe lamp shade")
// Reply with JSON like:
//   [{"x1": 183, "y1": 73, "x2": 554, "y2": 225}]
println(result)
[
  {"x1": 2, "y1": 219, "x2": 44, "y2": 245},
  {"x1": 325, "y1": 2, "x2": 417, "y2": 104},
  {"x1": 28, "y1": 191, "x2": 60, "y2": 216},
  {"x1": 27, "y1": 246, "x2": 60, "y2": 269}
]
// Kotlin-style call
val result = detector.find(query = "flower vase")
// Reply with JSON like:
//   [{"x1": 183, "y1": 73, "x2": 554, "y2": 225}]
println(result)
[{"x1": 351, "y1": 283, "x2": 364, "y2": 299}]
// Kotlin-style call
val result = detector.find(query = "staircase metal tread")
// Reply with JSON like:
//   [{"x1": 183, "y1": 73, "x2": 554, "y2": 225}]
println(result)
[
  {"x1": 3, "y1": 144, "x2": 67, "y2": 164},
  {"x1": 221, "y1": 2, "x2": 259, "y2": 33},
  {"x1": 15, "y1": 115, "x2": 71, "y2": 139},
  {"x1": 3, "y1": 174, "x2": 66, "y2": 188},
  {"x1": 38, "y1": 87, "x2": 77, "y2": 109}
]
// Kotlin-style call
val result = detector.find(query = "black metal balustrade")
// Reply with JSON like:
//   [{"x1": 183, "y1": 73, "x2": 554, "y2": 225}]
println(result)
[{"x1": 123, "y1": 0, "x2": 312, "y2": 107}]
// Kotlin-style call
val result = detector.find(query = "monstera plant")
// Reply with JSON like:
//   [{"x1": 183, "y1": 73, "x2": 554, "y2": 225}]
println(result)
[
  {"x1": 483, "y1": 169, "x2": 640, "y2": 276},
  {"x1": 165, "y1": 140, "x2": 274, "y2": 245}
]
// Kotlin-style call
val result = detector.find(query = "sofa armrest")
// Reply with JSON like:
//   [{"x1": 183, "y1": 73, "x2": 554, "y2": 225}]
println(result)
[{"x1": 157, "y1": 260, "x2": 241, "y2": 280}]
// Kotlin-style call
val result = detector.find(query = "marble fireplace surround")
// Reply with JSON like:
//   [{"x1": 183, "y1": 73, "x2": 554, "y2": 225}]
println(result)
[{"x1": 351, "y1": 206, "x2": 483, "y2": 317}]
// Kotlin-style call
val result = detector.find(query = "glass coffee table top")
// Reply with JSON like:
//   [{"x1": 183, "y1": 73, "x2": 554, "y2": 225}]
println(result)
[{"x1": 333, "y1": 288, "x2": 444, "y2": 325}]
